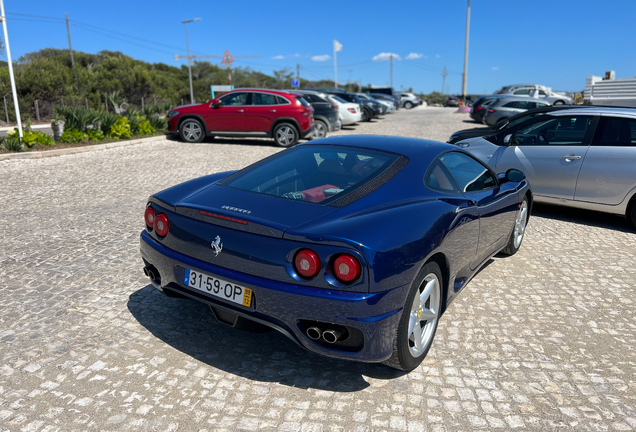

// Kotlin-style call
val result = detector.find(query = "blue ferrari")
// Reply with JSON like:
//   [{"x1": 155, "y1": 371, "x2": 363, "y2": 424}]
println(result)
[{"x1": 140, "y1": 135, "x2": 531, "y2": 371}]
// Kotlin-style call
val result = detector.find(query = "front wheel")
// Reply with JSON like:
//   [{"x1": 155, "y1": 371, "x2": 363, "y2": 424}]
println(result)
[
  {"x1": 553, "y1": 100, "x2": 565, "y2": 105},
  {"x1": 273, "y1": 123, "x2": 299, "y2": 147},
  {"x1": 500, "y1": 197, "x2": 529, "y2": 256},
  {"x1": 628, "y1": 199, "x2": 636, "y2": 228},
  {"x1": 383, "y1": 262, "x2": 442, "y2": 371},
  {"x1": 361, "y1": 108, "x2": 370, "y2": 122},
  {"x1": 179, "y1": 119, "x2": 205, "y2": 143}
]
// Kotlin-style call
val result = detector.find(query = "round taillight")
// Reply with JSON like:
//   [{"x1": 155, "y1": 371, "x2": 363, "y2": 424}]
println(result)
[
  {"x1": 294, "y1": 249, "x2": 321, "y2": 279},
  {"x1": 144, "y1": 207, "x2": 155, "y2": 229},
  {"x1": 333, "y1": 254, "x2": 361, "y2": 284},
  {"x1": 154, "y1": 213, "x2": 169, "y2": 237}
]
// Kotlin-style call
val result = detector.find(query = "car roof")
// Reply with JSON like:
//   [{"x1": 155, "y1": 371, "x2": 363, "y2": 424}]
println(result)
[
  {"x1": 547, "y1": 106, "x2": 636, "y2": 118},
  {"x1": 491, "y1": 96, "x2": 552, "y2": 104},
  {"x1": 297, "y1": 135, "x2": 455, "y2": 160},
  {"x1": 223, "y1": 88, "x2": 299, "y2": 98}
]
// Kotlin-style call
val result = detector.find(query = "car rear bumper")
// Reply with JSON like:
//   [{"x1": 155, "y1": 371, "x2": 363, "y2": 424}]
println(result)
[{"x1": 139, "y1": 231, "x2": 405, "y2": 362}]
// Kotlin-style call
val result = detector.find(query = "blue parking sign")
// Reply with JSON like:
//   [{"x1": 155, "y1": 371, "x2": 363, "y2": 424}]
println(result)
[{"x1": 291, "y1": 78, "x2": 300, "y2": 88}]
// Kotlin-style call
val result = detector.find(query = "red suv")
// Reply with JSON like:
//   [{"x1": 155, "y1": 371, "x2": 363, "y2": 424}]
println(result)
[{"x1": 167, "y1": 89, "x2": 315, "y2": 147}]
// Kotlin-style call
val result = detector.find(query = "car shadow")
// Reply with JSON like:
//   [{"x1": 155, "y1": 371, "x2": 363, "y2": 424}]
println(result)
[
  {"x1": 462, "y1": 119, "x2": 482, "y2": 124},
  {"x1": 127, "y1": 285, "x2": 407, "y2": 392},
  {"x1": 532, "y1": 203, "x2": 634, "y2": 233}
]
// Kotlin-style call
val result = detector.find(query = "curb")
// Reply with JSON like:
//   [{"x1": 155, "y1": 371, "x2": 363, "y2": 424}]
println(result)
[{"x1": 0, "y1": 135, "x2": 169, "y2": 161}]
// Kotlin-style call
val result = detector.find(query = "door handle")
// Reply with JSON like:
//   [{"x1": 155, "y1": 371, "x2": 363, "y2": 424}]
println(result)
[
  {"x1": 236, "y1": 109, "x2": 244, "y2": 113},
  {"x1": 269, "y1": 109, "x2": 276, "y2": 113},
  {"x1": 561, "y1": 154, "x2": 582, "y2": 162}
]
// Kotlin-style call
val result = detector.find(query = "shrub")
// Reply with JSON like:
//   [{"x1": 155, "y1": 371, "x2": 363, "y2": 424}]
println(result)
[
  {"x1": 86, "y1": 129, "x2": 105, "y2": 141},
  {"x1": 107, "y1": 116, "x2": 132, "y2": 139},
  {"x1": 4, "y1": 129, "x2": 55, "y2": 148},
  {"x1": 100, "y1": 112, "x2": 119, "y2": 135},
  {"x1": 137, "y1": 117, "x2": 156, "y2": 135},
  {"x1": 148, "y1": 115, "x2": 167, "y2": 132},
  {"x1": 2, "y1": 135, "x2": 22, "y2": 152},
  {"x1": 55, "y1": 107, "x2": 103, "y2": 131},
  {"x1": 60, "y1": 128, "x2": 88, "y2": 143}
]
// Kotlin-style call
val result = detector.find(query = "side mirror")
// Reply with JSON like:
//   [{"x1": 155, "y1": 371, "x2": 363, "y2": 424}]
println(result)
[
  {"x1": 503, "y1": 134, "x2": 512, "y2": 145},
  {"x1": 502, "y1": 168, "x2": 526, "y2": 183},
  {"x1": 212, "y1": 99, "x2": 222, "y2": 108}
]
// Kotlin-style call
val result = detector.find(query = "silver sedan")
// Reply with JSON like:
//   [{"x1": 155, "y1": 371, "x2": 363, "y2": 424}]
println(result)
[{"x1": 455, "y1": 107, "x2": 636, "y2": 227}]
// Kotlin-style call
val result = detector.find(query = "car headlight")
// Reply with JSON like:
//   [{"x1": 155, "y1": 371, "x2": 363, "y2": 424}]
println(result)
[{"x1": 168, "y1": 110, "x2": 179, "y2": 117}]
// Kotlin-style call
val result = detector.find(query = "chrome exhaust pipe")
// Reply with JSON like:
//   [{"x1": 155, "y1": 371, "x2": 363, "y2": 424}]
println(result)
[
  {"x1": 306, "y1": 327, "x2": 322, "y2": 340},
  {"x1": 322, "y1": 329, "x2": 341, "y2": 344},
  {"x1": 144, "y1": 266, "x2": 160, "y2": 284},
  {"x1": 143, "y1": 266, "x2": 150, "y2": 277}
]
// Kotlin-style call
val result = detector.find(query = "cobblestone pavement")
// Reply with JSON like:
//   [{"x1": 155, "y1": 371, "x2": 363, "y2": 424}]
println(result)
[{"x1": 1, "y1": 107, "x2": 635, "y2": 431}]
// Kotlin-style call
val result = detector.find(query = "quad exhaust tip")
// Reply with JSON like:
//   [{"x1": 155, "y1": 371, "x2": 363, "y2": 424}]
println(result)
[
  {"x1": 322, "y1": 329, "x2": 341, "y2": 344},
  {"x1": 143, "y1": 265, "x2": 160, "y2": 285},
  {"x1": 306, "y1": 327, "x2": 322, "y2": 340}
]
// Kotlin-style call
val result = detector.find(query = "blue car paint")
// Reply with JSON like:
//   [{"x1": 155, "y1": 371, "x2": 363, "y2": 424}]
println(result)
[{"x1": 140, "y1": 135, "x2": 530, "y2": 362}]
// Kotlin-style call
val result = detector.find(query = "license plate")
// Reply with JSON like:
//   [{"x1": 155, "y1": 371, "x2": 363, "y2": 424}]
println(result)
[{"x1": 183, "y1": 268, "x2": 252, "y2": 307}]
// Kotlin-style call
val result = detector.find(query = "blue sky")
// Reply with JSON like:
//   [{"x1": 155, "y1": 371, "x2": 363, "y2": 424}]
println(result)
[{"x1": 3, "y1": 0, "x2": 635, "y2": 94}]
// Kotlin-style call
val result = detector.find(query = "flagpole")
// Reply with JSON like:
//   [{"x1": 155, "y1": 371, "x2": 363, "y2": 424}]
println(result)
[
  {"x1": 333, "y1": 39, "x2": 338, "y2": 88},
  {"x1": 0, "y1": 0, "x2": 23, "y2": 143}
]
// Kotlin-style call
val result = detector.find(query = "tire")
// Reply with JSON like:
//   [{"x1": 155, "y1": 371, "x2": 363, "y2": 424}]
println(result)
[
  {"x1": 500, "y1": 197, "x2": 529, "y2": 256},
  {"x1": 273, "y1": 123, "x2": 299, "y2": 147},
  {"x1": 553, "y1": 100, "x2": 565, "y2": 105},
  {"x1": 628, "y1": 198, "x2": 636, "y2": 228},
  {"x1": 404, "y1": 101, "x2": 413, "y2": 109},
  {"x1": 179, "y1": 118, "x2": 205, "y2": 143},
  {"x1": 313, "y1": 120, "x2": 328, "y2": 139},
  {"x1": 383, "y1": 262, "x2": 443, "y2": 371},
  {"x1": 361, "y1": 108, "x2": 371, "y2": 122}
]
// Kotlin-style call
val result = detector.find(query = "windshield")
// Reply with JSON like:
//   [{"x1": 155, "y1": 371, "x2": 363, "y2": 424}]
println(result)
[
  {"x1": 222, "y1": 145, "x2": 401, "y2": 206},
  {"x1": 331, "y1": 96, "x2": 347, "y2": 104}
]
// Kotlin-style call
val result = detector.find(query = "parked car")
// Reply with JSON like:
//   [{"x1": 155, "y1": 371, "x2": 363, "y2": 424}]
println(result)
[
  {"x1": 448, "y1": 105, "x2": 575, "y2": 144},
  {"x1": 370, "y1": 93, "x2": 401, "y2": 110},
  {"x1": 306, "y1": 87, "x2": 374, "y2": 121},
  {"x1": 497, "y1": 85, "x2": 573, "y2": 105},
  {"x1": 469, "y1": 96, "x2": 501, "y2": 122},
  {"x1": 357, "y1": 93, "x2": 395, "y2": 112},
  {"x1": 454, "y1": 107, "x2": 636, "y2": 227},
  {"x1": 326, "y1": 95, "x2": 363, "y2": 125},
  {"x1": 482, "y1": 97, "x2": 551, "y2": 126},
  {"x1": 140, "y1": 135, "x2": 531, "y2": 371},
  {"x1": 444, "y1": 96, "x2": 461, "y2": 107},
  {"x1": 357, "y1": 96, "x2": 384, "y2": 117},
  {"x1": 399, "y1": 92, "x2": 422, "y2": 109},
  {"x1": 287, "y1": 90, "x2": 340, "y2": 139},
  {"x1": 168, "y1": 89, "x2": 314, "y2": 147},
  {"x1": 362, "y1": 86, "x2": 396, "y2": 97},
  {"x1": 494, "y1": 84, "x2": 550, "y2": 95}
]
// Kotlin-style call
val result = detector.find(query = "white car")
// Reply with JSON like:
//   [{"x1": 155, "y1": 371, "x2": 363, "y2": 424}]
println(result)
[{"x1": 327, "y1": 95, "x2": 363, "y2": 125}]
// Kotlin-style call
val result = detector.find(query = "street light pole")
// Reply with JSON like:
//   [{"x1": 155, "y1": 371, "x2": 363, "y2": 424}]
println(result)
[
  {"x1": 461, "y1": 0, "x2": 471, "y2": 104},
  {"x1": 0, "y1": 0, "x2": 22, "y2": 143},
  {"x1": 182, "y1": 18, "x2": 201, "y2": 104}
]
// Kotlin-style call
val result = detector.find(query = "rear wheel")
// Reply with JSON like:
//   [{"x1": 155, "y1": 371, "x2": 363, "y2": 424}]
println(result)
[
  {"x1": 500, "y1": 197, "x2": 529, "y2": 256},
  {"x1": 179, "y1": 119, "x2": 205, "y2": 143},
  {"x1": 361, "y1": 108, "x2": 371, "y2": 122},
  {"x1": 383, "y1": 262, "x2": 442, "y2": 371},
  {"x1": 313, "y1": 120, "x2": 328, "y2": 139},
  {"x1": 273, "y1": 123, "x2": 299, "y2": 147},
  {"x1": 553, "y1": 100, "x2": 565, "y2": 105},
  {"x1": 404, "y1": 101, "x2": 413, "y2": 109}
]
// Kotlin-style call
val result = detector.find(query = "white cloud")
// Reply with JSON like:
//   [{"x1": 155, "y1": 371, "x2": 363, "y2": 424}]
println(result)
[
  {"x1": 405, "y1": 53, "x2": 423, "y2": 60},
  {"x1": 372, "y1": 52, "x2": 402, "y2": 61},
  {"x1": 435, "y1": 54, "x2": 441, "y2": 58},
  {"x1": 311, "y1": 54, "x2": 331, "y2": 62},
  {"x1": 271, "y1": 55, "x2": 286, "y2": 60},
  {"x1": 492, "y1": 66, "x2": 499, "y2": 70}
]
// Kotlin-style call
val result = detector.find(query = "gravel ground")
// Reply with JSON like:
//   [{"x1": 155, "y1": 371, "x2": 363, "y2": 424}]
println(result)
[{"x1": 1, "y1": 107, "x2": 635, "y2": 432}]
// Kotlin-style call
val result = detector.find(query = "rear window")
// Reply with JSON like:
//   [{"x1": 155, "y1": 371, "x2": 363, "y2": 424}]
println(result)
[
  {"x1": 222, "y1": 145, "x2": 403, "y2": 206},
  {"x1": 331, "y1": 96, "x2": 347, "y2": 104}
]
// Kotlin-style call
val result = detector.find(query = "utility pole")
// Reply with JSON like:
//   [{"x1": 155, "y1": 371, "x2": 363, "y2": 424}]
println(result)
[
  {"x1": 65, "y1": 13, "x2": 75, "y2": 69},
  {"x1": 441, "y1": 66, "x2": 449, "y2": 94},
  {"x1": 296, "y1": 64, "x2": 300, "y2": 83},
  {"x1": 182, "y1": 18, "x2": 201, "y2": 104},
  {"x1": 390, "y1": 54, "x2": 394, "y2": 88},
  {"x1": 333, "y1": 39, "x2": 342, "y2": 88},
  {"x1": 0, "y1": 0, "x2": 23, "y2": 142},
  {"x1": 462, "y1": 0, "x2": 471, "y2": 104}
]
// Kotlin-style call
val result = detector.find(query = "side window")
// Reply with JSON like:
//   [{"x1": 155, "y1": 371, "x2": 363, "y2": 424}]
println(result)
[
  {"x1": 439, "y1": 152, "x2": 497, "y2": 193},
  {"x1": 220, "y1": 92, "x2": 248, "y2": 106},
  {"x1": 593, "y1": 117, "x2": 636, "y2": 147},
  {"x1": 502, "y1": 101, "x2": 519, "y2": 108},
  {"x1": 539, "y1": 90, "x2": 548, "y2": 96},
  {"x1": 514, "y1": 88, "x2": 531, "y2": 95},
  {"x1": 276, "y1": 96, "x2": 290, "y2": 105},
  {"x1": 425, "y1": 161, "x2": 457, "y2": 193},
  {"x1": 252, "y1": 93, "x2": 278, "y2": 105},
  {"x1": 513, "y1": 116, "x2": 592, "y2": 146}
]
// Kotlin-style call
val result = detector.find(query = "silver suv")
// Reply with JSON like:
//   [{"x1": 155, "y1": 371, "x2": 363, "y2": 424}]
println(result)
[
  {"x1": 454, "y1": 107, "x2": 636, "y2": 227},
  {"x1": 497, "y1": 85, "x2": 573, "y2": 105},
  {"x1": 482, "y1": 97, "x2": 550, "y2": 126},
  {"x1": 398, "y1": 92, "x2": 421, "y2": 109}
]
